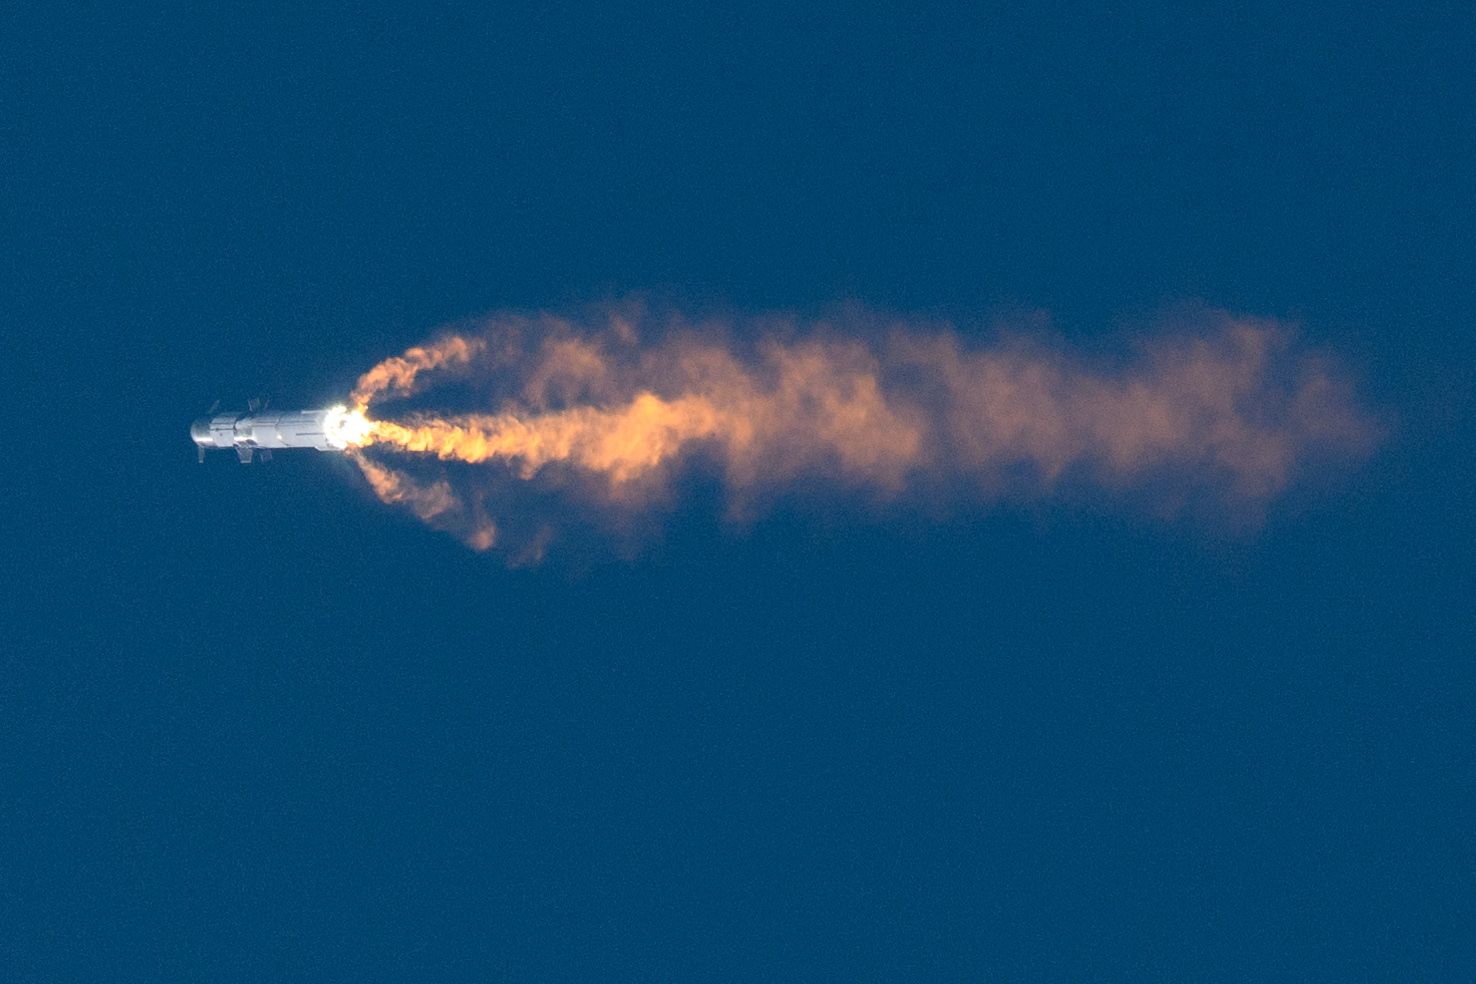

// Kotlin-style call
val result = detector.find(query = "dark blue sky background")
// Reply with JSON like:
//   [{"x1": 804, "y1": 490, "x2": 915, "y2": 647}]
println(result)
[{"x1": 7, "y1": 2, "x2": 1475, "y2": 980}]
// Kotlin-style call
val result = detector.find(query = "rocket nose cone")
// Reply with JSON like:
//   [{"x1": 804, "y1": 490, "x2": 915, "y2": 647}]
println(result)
[{"x1": 190, "y1": 418, "x2": 214, "y2": 447}]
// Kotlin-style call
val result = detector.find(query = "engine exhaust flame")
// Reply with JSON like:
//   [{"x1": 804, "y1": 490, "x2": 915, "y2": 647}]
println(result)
[
  {"x1": 339, "y1": 306, "x2": 1378, "y2": 555},
  {"x1": 324, "y1": 404, "x2": 374, "y2": 449}
]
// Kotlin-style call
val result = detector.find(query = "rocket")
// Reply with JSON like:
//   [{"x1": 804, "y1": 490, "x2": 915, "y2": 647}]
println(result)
[{"x1": 191, "y1": 401, "x2": 368, "y2": 463}]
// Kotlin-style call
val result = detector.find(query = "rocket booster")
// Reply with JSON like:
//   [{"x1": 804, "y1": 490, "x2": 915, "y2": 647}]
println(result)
[{"x1": 191, "y1": 405, "x2": 366, "y2": 463}]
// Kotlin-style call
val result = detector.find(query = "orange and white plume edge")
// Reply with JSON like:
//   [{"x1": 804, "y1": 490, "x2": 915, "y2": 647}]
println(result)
[{"x1": 334, "y1": 305, "x2": 1378, "y2": 557}]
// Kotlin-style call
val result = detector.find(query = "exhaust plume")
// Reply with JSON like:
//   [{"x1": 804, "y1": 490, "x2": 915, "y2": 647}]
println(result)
[{"x1": 336, "y1": 305, "x2": 1377, "y2": 556}]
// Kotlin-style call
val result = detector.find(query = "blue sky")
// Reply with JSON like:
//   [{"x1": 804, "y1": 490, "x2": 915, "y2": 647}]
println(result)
[{"x1": 7, "y1": 2, "x2": 1474, "y2": 979}]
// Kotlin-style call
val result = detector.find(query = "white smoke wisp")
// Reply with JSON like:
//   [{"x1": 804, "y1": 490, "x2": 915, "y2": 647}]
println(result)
[{"x1": 340, "y1": 305, "x2": 1379, "y2": 556}]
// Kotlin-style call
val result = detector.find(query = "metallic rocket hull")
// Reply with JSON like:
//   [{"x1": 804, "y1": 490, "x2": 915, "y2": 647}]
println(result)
[{"x1": 191, "y1": 407, "x2": 355, "y2": 462}]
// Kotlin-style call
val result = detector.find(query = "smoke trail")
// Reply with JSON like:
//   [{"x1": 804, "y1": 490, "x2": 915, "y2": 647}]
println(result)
[
  {"x1": 341, "y1": 305, "x2": 1377, "y2": 555},
  {"x1": 350, "y1": 334, "x2": 487, "y2": 407},
  {"x1": 351, "y1": 453, "x2": 499, "y2": 551}
]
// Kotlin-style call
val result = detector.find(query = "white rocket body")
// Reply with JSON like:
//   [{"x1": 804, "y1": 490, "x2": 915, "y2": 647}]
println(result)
[{"x1": 191, "y1": 407, "x2": 348, "y2": 463}]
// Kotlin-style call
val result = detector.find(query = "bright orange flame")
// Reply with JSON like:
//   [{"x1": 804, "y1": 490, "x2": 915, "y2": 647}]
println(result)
[
  {"x1": 366, "y1": 393, "x2": 724, "y2": 482},
  {"x1": 342, "y1": 308, "x2": 1377, "y2": 554}
]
